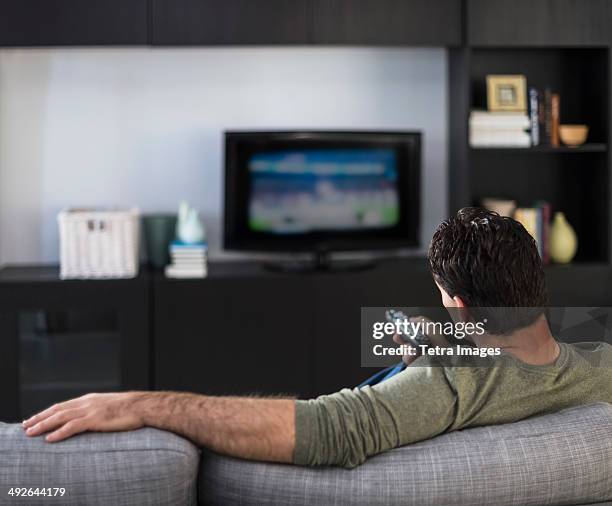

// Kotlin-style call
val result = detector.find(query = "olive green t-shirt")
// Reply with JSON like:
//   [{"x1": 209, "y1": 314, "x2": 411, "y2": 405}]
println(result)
[{"x1": 294, "y1": 342, "x2": 612, "y2": 468}]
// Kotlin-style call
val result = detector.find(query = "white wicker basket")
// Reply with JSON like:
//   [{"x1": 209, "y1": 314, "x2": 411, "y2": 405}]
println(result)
[{"x1": 58, "y1": 208, "x2": 140, "y2": 279}]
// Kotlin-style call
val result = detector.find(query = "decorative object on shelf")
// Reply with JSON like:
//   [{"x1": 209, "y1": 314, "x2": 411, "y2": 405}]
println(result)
[
  {"x1": 58, "y1": 208, "x2": 140, "y2": 279},
  {"x1": 481, "y1": 198, "x2": 516, "y2": 217},
  {"x1": 143, "y1": 213, "x2": 177, "y2": 270},
  {"x1": 165, "y1": 240, "x2": 208, "y2": 279},
  {"x1": 550, "y1": 212, "x2": 577, "y2": 264},
  {"x1": 559, "y1": 124, "x2": 589, "y2": 147},
  {"x1": 165, "y1": 201, "x2": 208, "y2": 278},
  {"x1": 176, "y1": 201, "x2": 205, "y2": 244},
  {"x1": 469, "y1": 110, "x2": 530, "y2": 148},
  {"x1": 486, "y1": 75, "x2": 527, "y2": 112}
]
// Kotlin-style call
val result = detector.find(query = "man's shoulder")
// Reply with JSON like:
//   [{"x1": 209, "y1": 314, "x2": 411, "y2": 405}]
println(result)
[{"x1": 565, "y1": 341, "x2": 612, "y2": 366}]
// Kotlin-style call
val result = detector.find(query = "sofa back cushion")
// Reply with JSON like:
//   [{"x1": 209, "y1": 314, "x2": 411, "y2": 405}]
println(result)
[{"x1": 200, "y1": 403, "x2": 612, "y2": 506}]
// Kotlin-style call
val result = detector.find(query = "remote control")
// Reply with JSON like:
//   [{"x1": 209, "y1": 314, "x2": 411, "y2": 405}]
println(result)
[{"x1": 385, "y1": 309, "x2": 431, "y2": 348}]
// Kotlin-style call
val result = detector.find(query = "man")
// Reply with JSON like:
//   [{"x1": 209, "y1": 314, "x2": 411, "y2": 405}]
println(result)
[{"x1": 22, "y1": 208, "x2": 612, "y2": 468}]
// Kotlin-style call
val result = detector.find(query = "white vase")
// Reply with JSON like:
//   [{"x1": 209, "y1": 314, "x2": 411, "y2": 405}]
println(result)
[
  {"x1": 550, "y1": 212, "x2": 577, "y2": 264},
  {"x1": 176, "y1": 202, "x2": 205, "y2": 244}
]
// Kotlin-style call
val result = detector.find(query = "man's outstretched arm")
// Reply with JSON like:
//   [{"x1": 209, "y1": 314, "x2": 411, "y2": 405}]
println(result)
[{"x1": 21, "y1": 392, "x2": 296, "y2": 463}]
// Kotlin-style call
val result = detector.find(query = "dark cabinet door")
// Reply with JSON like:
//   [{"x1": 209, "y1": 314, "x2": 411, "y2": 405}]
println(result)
[
  {"x1": 0, "y1": 268, "x2": 150, "y2": 423},
  {"x1": 0, "y1": 0, "x2": 148, "y2": 47},
  {"x1": 154, "y1": 260, "x2": 439, "y2": 401},
  {"x1": 467, "y1": 0, "x2": 612, "y2": 47},
  {"x1": 151, "y1": 0, "x2": 312, "y2": 45},
  {"x1": 312, "y1": 0, "x2": 461, "y2": 46},
  {"x1": 154, "y1": 275, "x2": 314, "y2": 398}
]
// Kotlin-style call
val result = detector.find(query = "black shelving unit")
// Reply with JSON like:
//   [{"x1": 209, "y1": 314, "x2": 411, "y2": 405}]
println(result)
[{"x1": 450, "y1": 46, "x2": 611, "y2": 264}]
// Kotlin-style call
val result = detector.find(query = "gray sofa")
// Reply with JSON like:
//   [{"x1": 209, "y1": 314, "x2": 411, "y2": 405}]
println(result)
[{"x1": 1, "y1": 403, "x2": 611, "y2": 505}]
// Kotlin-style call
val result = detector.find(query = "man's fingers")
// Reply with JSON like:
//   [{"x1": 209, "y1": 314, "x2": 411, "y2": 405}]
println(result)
[
  {"x1": 22, "y1": 404, "x2": 61, "y2": 429},
  {"x1": 46, "y1": 419, "x2": 89, "y2": 443},
  {"x1": 23, "y1": 398, "x2": 83, "y2": 429},
  {"x1": 25, "y1": 408, "x2": 86, "y2": 437},
  {"x1": 409, "y1": 315, "x2": 449, "y2": 345}
]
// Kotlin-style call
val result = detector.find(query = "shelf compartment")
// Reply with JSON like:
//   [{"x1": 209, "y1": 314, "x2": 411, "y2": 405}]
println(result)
[
  {"x1": 469, "y1": 48, "x2": 609, "y2": 144},
  {"x1": 470, "y1": 156, "x2": 609, "y2": 263}
]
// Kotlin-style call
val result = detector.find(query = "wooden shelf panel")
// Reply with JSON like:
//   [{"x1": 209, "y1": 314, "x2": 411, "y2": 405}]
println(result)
[{"x1": 470, "y1": 144, "x2": 607, "y2": 154}]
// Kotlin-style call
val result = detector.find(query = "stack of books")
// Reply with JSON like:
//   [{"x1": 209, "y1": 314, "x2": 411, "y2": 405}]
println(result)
[
  {"x1": 514, "y1": 202, "x2": 551, "y2": 265},
  {"x1": 528, "y1": 87, "x2": 561, "y2": 147},
  {"x1": 164, "y1": 240, "x2": 208, "y2": 278},
  {"x1": 469, "y1": 111, "x2": 531, "y2": 148}
]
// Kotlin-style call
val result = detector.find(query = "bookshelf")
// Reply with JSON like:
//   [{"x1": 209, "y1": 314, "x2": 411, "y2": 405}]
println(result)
[{"x1": 450, "y1": 47, "x2": 611, "y2": 264}]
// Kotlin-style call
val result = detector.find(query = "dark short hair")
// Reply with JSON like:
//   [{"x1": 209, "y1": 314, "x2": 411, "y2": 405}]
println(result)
[{"x1": 428, "y1": 207, "x2": 548, "y2": 334}]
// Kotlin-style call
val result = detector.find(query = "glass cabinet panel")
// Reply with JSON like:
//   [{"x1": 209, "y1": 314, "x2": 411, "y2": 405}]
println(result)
[{"x1": 19, "y1": 308, "x2": 121, "y2": 419}]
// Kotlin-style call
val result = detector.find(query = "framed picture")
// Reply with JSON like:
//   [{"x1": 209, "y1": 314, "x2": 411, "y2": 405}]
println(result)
[{"x1": 486, "y1": 75, "x2": 527, "y2": 112}]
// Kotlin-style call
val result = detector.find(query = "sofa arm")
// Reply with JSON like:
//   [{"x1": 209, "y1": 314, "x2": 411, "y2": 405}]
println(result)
[{"x1": 0, "y1": 423, "x2": 199, "y2": 505}]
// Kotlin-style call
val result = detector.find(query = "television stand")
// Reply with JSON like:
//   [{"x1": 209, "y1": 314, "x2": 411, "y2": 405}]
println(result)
[{"x1": 263, "y1": 251, "x2": 377, "y2": 273}]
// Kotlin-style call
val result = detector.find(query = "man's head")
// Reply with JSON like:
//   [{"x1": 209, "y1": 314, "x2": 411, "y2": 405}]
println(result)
[{"x1": 428, "y1": 207, "x2": 548, "y2": 334}]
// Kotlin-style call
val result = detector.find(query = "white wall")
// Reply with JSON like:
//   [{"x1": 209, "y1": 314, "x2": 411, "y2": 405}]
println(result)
[{"x1": 0, "y1": 47, "x2": 447, "y2": 263}]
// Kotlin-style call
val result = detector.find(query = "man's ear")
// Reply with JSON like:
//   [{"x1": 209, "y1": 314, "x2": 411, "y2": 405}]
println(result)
[
  {"x1": 452, "y1": 296, "x2": 473, "y2": 323},
  {"x1": 453, "y1": 296, "x2": 467, "y2": 308}
]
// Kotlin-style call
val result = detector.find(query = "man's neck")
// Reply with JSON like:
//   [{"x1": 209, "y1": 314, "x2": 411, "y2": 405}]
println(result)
[{"x1": 473, "y1": 315, "x2": 560, "y2": 366}]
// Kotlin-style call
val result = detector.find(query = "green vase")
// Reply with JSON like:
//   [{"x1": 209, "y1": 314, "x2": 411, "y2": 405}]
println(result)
[
  {"x1": 550, "y1": 212, "x2": 577, "y2": 264},
  {"x1": 143, "y1": 214, "x2": 177, "y2": 270}
]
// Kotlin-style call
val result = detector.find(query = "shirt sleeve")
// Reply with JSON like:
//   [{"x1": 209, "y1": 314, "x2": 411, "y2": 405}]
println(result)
[{"x1": 293, "y1": 364, "x2": 457, "y2": 468}]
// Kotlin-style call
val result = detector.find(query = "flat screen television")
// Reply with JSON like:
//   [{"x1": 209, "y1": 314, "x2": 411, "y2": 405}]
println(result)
[{"x1": 224, "y1": 131, "x2": 421, "y2": 257}]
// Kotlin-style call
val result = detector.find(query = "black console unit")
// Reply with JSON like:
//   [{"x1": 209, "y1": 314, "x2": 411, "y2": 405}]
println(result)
[{"x1": 1, "y1": 260, "x2": 610, "y2": 423}]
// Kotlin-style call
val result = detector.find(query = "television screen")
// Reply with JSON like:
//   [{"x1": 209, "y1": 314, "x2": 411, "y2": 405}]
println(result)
[
  {"x1": 248, "y1": 149, "x2": 400, "y2": 234},
  {"x1": 224, "y1": 131, "x2": 420, "y2": 253}
]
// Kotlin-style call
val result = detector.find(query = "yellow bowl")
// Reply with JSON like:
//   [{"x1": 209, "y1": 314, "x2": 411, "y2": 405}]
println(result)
[{"x1": 559, "y1": 124, "x2": 589, "y2": 147}]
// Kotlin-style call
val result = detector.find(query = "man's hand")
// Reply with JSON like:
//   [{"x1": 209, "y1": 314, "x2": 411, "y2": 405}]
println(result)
[
  {"x1": 394, "y1": 315, "x2": 450, "y2": 365},
  {"x1": 22, "y1": 392, "x2": 145, "y2": 442}
]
